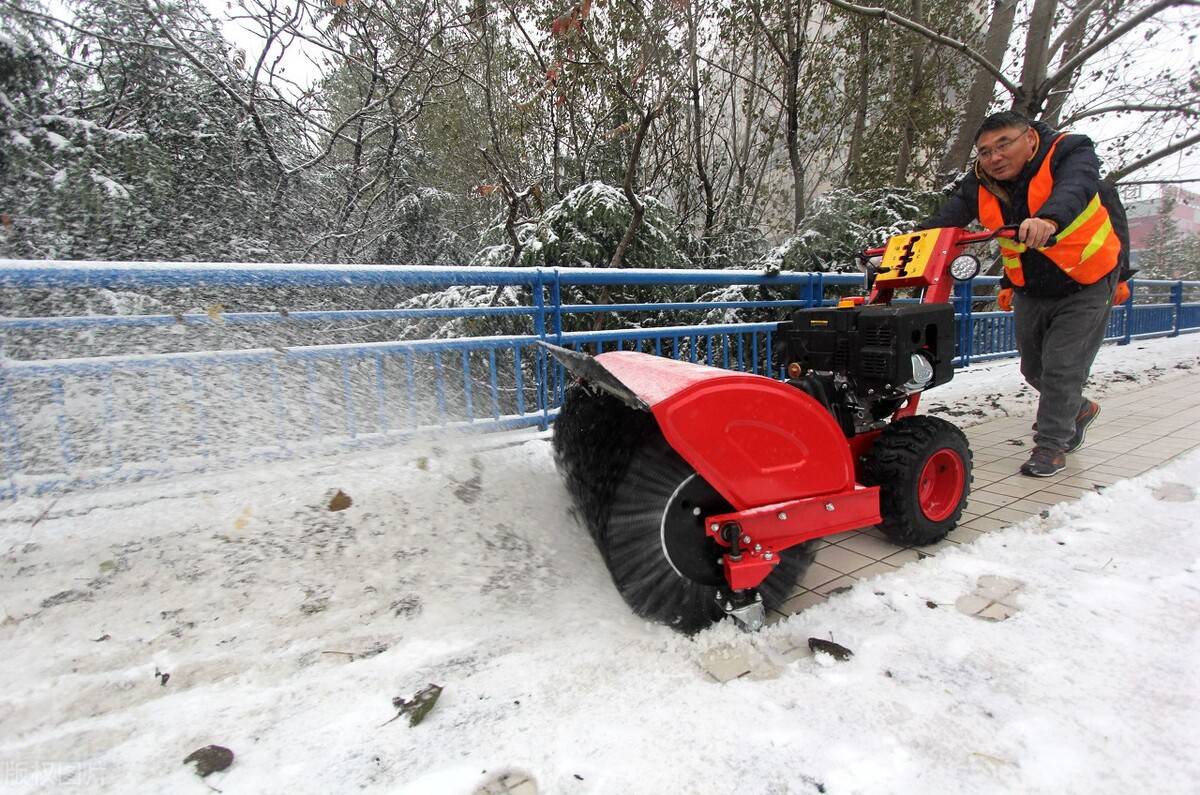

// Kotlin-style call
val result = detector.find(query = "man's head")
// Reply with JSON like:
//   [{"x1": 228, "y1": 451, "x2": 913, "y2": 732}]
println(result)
[{"x1": 974, "y1": 111, "x2": 1037, "y2": 181}]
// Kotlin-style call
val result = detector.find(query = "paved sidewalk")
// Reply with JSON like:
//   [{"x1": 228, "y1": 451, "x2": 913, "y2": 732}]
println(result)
[{"x1": 775, "y1": 370, "x2": 1200, "y2": 618}]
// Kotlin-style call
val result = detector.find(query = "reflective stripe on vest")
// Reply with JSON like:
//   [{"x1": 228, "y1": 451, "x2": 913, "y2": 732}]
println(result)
[
  {"x1": 976, "y1": 133, "x2": 1121, "y2": 286},
  {"x1": 978, "y1": 185, "x2": 1026, "y2": 286}
]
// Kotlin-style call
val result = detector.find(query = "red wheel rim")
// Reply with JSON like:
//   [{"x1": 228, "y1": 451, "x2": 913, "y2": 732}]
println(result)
[{"x1": 918, "y1": 449, "x2": 965, "y2": 522}]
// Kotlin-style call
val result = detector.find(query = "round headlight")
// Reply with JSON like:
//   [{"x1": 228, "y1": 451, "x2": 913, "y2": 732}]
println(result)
[{"x1": 949, "y1": 254, "x2": 981, "y2": 281}]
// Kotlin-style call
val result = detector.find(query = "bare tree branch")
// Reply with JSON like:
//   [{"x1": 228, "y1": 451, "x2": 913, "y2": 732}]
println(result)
[
  {"x1": 1062, "y1": 103, "x2": 1200, "y2": 125},
  {"x1": 6, "y1": 4, "x2": 178, "y2": 52},
  {"x1": 820, "y1": 0, "x2": 1020, "y2": 95},
  {"x1": 1043, "y1": 0, "x2": 1200, "y2": 92},
  {"x1": 1105, "y1": 132, "x2": 1200, "y2": 184},
  {"x1": 1047, "y1": 0, "x2": 1107, "y2": 59},
  {"x1": 141, "y1": 0, "x2": 288, "y2": 172}
]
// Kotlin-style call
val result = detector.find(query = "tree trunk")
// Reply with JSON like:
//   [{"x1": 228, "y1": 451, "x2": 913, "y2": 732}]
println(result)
[
  {"x1": 894, "y1": 0, "x2": 925, "y2": 186},
  {"x1": 1040, "y1": 3, "x2": 1094, "y2": 127},
  {"x1": 688, "y1": 5, "x2": 716, "y2": 246},
  {"x1": 608, "y1": 109, "x2": 659, "y2": 269},
  {"x1": 844, "y1": 23, "x2": 870, "y2": 186},
  {"x1": 785, "y1": 36, "x2": 804, "y2": 228},
  {"x1": 1014, "y1": 0, "x2": 1059, "y2": 116},
  {"x1": 732, "y1": 42, "x2": 760, "y2": 208},
  {"x1": 939, "y1": 0, "x2": 1018, "y2": 176}
]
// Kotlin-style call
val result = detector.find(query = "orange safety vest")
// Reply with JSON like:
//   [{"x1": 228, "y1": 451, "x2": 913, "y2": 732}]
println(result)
[{"x1": 977, "y1": 133, "x2": 1122, "y2": 287}]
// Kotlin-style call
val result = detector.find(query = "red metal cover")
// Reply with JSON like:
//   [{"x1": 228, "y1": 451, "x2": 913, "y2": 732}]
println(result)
[{"x1": 596, "y1": 352, "x2": 856, "y2": 510}]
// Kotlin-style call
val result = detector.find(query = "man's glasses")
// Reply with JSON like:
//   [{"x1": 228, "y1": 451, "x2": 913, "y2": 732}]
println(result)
[{"x1": 976, "y1": 128, "x2": 1030, "y2": 160}]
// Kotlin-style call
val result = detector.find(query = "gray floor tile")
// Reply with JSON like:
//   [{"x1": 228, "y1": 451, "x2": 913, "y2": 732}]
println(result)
[
  {"x1": 779, "y1": 590, "x2": 826, "y2": 615},
  {"x1": 849, "y1": 560, "x2": 900, "y2": 579},
  {"x1": 815, "y1": 544, "x2": 876, "y2": 574},
  {"x1": 836, "y1": 532, "x2": 905, "y2": 560}
]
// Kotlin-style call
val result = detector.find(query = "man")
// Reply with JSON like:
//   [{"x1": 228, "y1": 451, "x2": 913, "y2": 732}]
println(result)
[{"x1": 922, "y1": 111, "x2": 1132, "y2": 477}]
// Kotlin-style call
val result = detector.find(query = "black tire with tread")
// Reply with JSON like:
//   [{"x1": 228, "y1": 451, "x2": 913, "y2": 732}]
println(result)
[{"x1": 862, "y1": 415, "x2": 973, "y2": 547}]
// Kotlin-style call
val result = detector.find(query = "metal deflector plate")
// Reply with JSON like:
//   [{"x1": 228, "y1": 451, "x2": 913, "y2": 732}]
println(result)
[{"x1": 540, "y1": 342, "x2": 650, "y2": 411}]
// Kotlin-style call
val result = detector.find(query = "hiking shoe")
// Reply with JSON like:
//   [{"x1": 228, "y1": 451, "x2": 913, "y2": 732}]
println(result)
[
  {"x1": 1020, "y1": 447, "x2": 1066, "y2": 477},
  {"x1": 1031, "y1": 401, "x2": 1100, "y2": 444},
  {"x1": 1066, "y1": 400, "x2": 1100, "y2": 453}
]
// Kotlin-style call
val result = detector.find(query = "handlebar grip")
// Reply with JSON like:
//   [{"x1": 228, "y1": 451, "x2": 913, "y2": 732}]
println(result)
[{"x1": 999, "y1": 223, "x2": 1057, "y2": 247}]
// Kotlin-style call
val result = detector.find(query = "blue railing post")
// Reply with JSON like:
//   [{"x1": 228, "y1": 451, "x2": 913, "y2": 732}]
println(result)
[
  {"x1": 1121, "y1": 278, "x2": 1136, "y2": 345},
  {"x1": 814, "y1": 273, "x2": 825, "y2": 307},
  {"x1": 533, "y1": 269, "x2": 548, "y2": 429},
  {"x1": 954, "y1": 280, "x2": 974, "y2": 366},
  {"x1": 1171, "y1": 281, "x2": 1183, "y2": 337},
  {"x1": 798, "y1": 275, "x2": 814, "y2": 308},
  {"x1": 551, "y1": 270, "x2": 563, "y2": 343},
  {"x1": 550, "y1": 269, "x2": 563, "y2": 405}
]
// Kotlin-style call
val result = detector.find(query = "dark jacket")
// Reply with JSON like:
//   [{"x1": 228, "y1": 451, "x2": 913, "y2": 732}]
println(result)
[{"x1": 921, "y1": 120, "x2": 1131, "y2": 297}]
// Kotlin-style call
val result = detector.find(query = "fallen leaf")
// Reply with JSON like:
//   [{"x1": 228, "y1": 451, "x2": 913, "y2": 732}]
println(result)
[
  {"x1": 328, "y1": 490, "x2": 352, "y2": 511},
  {"x1": 183, "y1": 745, "x2": 234, "y2": 777},
  {"x1": 206, "y1": 304, "x2": 224, "y2": 324},
  {"x1": 390, "y1": 684, "x2": 443, "y2": 727},
  {"x1": 808, "y1": 637, "x2": 853, "y2": 661},
  {"x1": 234, "y1": 505, "x2": 252, "y2": 529}
]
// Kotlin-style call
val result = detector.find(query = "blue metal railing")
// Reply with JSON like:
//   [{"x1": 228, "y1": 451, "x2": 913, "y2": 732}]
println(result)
[{"x1": 2, "y1": 259, "x2": 1198, "y2": 499}]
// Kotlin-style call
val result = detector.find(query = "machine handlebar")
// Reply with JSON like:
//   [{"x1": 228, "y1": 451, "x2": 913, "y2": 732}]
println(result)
[{"x1": 861, "y1": 224, "x2": 1056, "y2": 257}]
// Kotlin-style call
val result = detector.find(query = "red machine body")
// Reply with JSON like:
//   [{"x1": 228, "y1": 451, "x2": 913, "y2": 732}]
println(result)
[
  {"x1": 551, "y1": 226, "x2": 1012, "y2": 597},
  {"x1": 596, "y1": 352, "x2": 882, "y2": 590}
]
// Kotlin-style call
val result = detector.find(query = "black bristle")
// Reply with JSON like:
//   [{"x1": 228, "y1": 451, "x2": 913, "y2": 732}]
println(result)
[
  {"x1": 553, "y1": 383, "x2": 814, "y2": 633},
  {"x1": 552, "y1": 383, "x2": 656, "y2": 545}
]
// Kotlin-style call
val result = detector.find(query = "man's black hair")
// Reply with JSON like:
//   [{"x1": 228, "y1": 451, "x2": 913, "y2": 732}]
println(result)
[{"x1": 975, "y1": 111, "x2": 1033, "y2": 141}]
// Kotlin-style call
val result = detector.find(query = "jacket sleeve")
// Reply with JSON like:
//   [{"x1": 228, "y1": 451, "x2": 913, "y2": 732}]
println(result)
[
  {"x1": 1036, "y1": 136, "x2": 1100, "y2": 230},
  {"x1": 917, "y1": 173, "x2": 979, "y2": 230}
]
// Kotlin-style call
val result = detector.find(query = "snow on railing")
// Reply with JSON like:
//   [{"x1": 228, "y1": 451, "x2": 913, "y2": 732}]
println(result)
[{"x1": 1, "y1": 261, "x2": 1197, "y2": 499}]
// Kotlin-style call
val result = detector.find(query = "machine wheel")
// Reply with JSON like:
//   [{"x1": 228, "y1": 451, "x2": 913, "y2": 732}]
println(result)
[
  {"x1": 553, "y1": 383, "x2": 815, "y2": 633},
  {"x1": 862, "y1": 415, "x2": 972, "y2": 547}
]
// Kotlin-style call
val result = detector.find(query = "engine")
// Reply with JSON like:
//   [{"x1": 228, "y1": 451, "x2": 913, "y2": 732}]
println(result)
[{"x1": 777, "y1": 303, "x2": 955, "y2": 435}]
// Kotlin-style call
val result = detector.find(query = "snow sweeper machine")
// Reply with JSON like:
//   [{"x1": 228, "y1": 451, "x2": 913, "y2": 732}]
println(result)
[{"x1": 546, "y1": 226, "x2": 1033, "y2": 633}]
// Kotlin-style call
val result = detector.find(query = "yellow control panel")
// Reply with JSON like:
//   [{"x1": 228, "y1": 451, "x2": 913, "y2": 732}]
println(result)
[{"x1": 875, "y1": 229, "x2": 942, "y2": 286}]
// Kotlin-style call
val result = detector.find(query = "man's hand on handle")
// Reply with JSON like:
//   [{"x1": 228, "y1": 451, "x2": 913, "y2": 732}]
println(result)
[
  {"x1": 1114, "y1": 281, "x2": 1130, "y2": 305},
  {"x1": 1018, "y1": 217, "x2": 1058, "y2": 249}
]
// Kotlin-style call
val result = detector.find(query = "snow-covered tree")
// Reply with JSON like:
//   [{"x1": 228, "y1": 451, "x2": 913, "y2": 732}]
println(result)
[
  {"x1": 762, "y1": 186, "x2": 943, "y2": 273},
  {"x1": 471, "y1": 181, "x2": 690, "y2": 270}
]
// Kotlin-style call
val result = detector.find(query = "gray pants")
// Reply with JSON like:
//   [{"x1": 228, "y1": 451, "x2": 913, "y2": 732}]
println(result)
[{"x1": 1014, "y1": 268, "x2": 1119, "y2": 453}]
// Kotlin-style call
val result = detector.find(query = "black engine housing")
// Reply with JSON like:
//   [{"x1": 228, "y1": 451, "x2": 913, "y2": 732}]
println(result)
[{"x1": 778, "y1": 302, "x2": 955, "y2": 397}]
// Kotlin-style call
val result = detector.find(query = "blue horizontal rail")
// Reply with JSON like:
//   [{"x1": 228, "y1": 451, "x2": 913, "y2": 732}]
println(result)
[
  {"x1": 0, "y1": 260, "x2": 846, "y2": 288},
  {"x1": 1, "y1": 259, "x2": 1197, "y2": 500},
  {"x1": 0, "y1": 306, "x2": 539, "y2": 330}
]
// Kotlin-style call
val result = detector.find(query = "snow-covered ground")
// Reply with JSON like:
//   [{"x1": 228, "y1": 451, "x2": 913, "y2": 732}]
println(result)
[{"x1": 1, "y1": 336, "x2": 1198, "y2": 794}]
